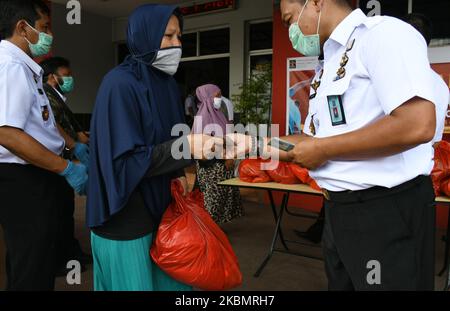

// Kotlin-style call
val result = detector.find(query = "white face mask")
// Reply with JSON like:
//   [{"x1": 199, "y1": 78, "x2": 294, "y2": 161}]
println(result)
[
  {"x1": 213, "y1": 97, "x2": 223, "y2": 109},
  {"x1": 151, "y1": 47, "x2": 182, "y2": 76}
]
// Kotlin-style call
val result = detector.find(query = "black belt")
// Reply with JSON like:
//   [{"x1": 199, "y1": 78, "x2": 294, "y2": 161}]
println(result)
[{"x1": 323, "y1": 175, "x2": 429, "y2": 204}]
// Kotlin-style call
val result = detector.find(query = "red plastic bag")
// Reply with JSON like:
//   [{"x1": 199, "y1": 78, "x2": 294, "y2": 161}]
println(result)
[
  {"x1": 267, "y1": 161, "x2": 299, "y2": 184},
  {"x1": 432, "y1": 141, "x2": 450, "y2": 195},
  {"x1": 288, "y1": 163, "x2": 310, "y2": 184},
  {"x1": 440, "y1": 178, "x2": 450, "y2": 197},
  {"x1": 308, "y1": 179, "x2": 322, "y2": 191},
  {"x1": 239, "y1": 159, "x2": 272, "y2": 183},
  {"x1": 288, "y1": 163, "x2": 322, "y2": 190},
  {"x1": 150, "y1": 181, "x2": 242, "y2": 291}
]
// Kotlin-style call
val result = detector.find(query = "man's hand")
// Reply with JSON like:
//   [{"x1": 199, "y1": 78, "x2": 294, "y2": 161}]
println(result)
[
  {"x1": 177, "y1": 176, "x2": 188, "y2": 196},
  {"x1": 59, "y1": 161, "x2": 89, "y2": 195},
  {"x1": 288, "y1": 137, "x2": 329, "y2": 170},
  {"x1": 73, "y1": 143, "x2": 90, "y2": 168},
  {"x1": 187, "y1": 134, "x2": 224, "y2": 160}
]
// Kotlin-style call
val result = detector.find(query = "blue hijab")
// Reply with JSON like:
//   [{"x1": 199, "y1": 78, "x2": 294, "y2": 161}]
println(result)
[{"x1": 86, "y1": 4, "x2": 185, "y2": 228}]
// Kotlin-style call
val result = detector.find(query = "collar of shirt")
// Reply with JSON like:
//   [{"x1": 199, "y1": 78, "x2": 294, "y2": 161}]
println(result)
[
  {"x1": 52, "y1": 86, "x2": 67, "y2": 102},
  {"x1": 323, "y1": 9, "x2": 367, "y2": 59},
  {"x1": 0, "y1": 40, "x2": 43, "y2": 78}
]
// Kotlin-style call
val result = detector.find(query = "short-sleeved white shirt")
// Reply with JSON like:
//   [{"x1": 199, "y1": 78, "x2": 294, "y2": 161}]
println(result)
[
  {"x1": 302, "y1": 9, "x2": 437, "y2": 192},
  {"x1": 432, "y1": 70, "x2": 449, "y2": 143},
  {"x1": 0, "y1": 40, "x2": 64, "y2": 164}
]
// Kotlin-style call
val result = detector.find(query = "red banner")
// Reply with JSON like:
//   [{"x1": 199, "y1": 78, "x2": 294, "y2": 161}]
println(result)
[{"x1": 181, "y1": 0, "x2": 236, "y2": 17}]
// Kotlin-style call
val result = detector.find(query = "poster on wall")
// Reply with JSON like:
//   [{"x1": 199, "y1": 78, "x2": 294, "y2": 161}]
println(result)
[{"x1": 286, "y1": 57, "x2": 319, "y2": 135}]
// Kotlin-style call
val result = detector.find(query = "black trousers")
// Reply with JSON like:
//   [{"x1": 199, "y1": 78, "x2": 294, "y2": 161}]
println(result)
[
  {"x1": 54, "y1": 179, "x2": 82, "y2": 269},
  {"x1": 323, "y1": 175, "x2": 436, "y2": 291},
  {"x1": 0, "y1": 164, "x2": 60, "y2": 291}
]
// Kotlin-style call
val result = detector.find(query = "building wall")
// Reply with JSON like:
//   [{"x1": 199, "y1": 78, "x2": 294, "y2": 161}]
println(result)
[
  {"x1": 51, "y1": 3, "x2": 115, "y2": 114},
  {"x1": 112, "y1": 0, "x2": 273, "y2": 98}
]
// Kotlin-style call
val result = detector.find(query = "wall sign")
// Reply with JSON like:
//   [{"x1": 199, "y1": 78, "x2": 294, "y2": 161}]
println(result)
[{"x1": 181, "y1": 0, "x2": 237, "y2": 17}]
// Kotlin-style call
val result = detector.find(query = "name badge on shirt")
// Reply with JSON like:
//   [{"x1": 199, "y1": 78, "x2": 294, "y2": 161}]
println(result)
[{"x1": 327, "y1": 95, "x2": 346, "y2": 126}]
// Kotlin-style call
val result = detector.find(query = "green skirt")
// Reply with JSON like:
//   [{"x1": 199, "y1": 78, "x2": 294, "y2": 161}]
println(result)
[{"x1": 91, "y1": 232, "x2": 192, "y2": 291}]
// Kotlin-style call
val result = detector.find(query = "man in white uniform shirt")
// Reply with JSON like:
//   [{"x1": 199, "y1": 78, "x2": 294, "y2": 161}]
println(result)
[
  {"x1": 296, "y1": 12, "x2": 450, "y2": 251},
  {"x1": 282, "y1": 0, "x2": 438, "y2": 291},
  {"x1": 0, "y1": 0, "x2": 88, "y2": 290},
  {"x1": 229, "y1": 0, "x2": 438, "y2": 290}
]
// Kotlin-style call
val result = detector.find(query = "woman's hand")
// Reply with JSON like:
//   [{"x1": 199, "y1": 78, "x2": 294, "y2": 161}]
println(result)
[
  {"x1": 224, "y1": 133, "x2": 252, "y2": 159},
  {"x1": 187, "y1": 134, "x2": 224, "y2": 160}
]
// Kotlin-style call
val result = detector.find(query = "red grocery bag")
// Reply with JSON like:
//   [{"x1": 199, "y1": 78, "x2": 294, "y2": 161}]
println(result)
[
  {"x1": 267, "y1": 161, "x2": 299, "y2": 184},
  {"x1": 150, "y1": 180, "x2": 242, "y2": 291},
  {"x1": 308, "y1": 179, "x2": 322, "y2": 191},
  {"x1": 288, "y1": 163, "x2": 310, "y2": 184},
  {"x1": 288, "y1": 163, "x2": 322, "y2": 191},
  {"x1": 239, "y1": 158, "x2": 272, "y2": 183},
  {"x1": 440, "y1": 178, "x2": 450, "y2": 197},
  {"x1": 432, "y1": 141, "x2": 450, "y2": 195}
]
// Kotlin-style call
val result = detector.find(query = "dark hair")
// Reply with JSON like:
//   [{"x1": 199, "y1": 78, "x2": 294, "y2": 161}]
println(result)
[
  {"x1": 0, "y1": 0, "x2": 50, "y2": 39},
  {"x1": 402, "y1": 13, "x2": 433, "y2": 46},
  {"x1": 40, "y1": 57, "x2": 71, "y2": 82}
]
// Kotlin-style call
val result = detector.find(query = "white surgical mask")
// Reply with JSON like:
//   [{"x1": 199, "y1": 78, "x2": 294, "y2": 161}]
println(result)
[
  {"x1": 288, "y1": 0, "x2": 322, "y2": 57},
  {"x1": 213, "y1": 97, "x2": 223, "y2": 109},
  {"x1": 24, "y1": 22, "x2": 53, "y2": 57},
  {"x1": 151, "y1": 47, "x2": 182, "y2": 76}
]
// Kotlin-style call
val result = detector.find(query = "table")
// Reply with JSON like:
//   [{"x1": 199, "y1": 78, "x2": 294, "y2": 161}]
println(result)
[{"x1": 219, "y1": 178, "x2": 450, "y2": 291}]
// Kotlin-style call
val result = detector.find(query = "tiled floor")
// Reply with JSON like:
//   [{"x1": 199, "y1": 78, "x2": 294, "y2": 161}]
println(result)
[{"x1": 0, "y1": 170, "x2": 448, "y2": 291}]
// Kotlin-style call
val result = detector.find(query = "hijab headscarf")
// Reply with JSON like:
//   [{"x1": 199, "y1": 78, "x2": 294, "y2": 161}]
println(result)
[
  {"x1": 192, "y1": 84, "x2": 229, "y2": 137},
  {"x1": 86, "y1": 4, "x2": 185, "y2": 228}
]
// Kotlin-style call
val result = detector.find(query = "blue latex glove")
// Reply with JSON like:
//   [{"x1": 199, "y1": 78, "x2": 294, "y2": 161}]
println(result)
[
  {"x1": 59, "y1": 161, "x2": 88, "y2": 196},
  {"x1": 73, "y1": 143, "x2": 90, "y2": 168}
]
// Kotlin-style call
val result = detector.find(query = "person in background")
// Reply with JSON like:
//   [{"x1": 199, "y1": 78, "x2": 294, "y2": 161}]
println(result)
[
  {"x1": 87, "y1": 4, "x2": 222, "y2": 291},
  {"x1": 40, "y1": 56, "x2": 93, "y2": 276},
  {"x1": 0, "y1": 0, "x2": 87, "y2": 290},
  {"x1": 193, "y1": 84, "x2": 243, "y2": 224}
]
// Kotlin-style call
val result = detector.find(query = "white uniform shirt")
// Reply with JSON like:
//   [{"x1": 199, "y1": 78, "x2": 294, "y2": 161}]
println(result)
[
  {"x1": 302, "y1": 9, "x2": 437, "y2": 191},
  {"x1": 431, "y1": 70, "x2": 449, "y2": 143},
  {"x1": 0, "y1": 40, "x2": 64, "y2": 164}
]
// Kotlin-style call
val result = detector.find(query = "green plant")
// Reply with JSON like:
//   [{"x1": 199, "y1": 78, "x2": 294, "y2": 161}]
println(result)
[{"x1": 232, "y1": 63, "x2": 272, "y2": 126}]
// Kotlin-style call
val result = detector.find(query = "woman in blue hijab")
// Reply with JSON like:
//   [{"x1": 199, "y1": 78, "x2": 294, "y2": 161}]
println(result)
[{"x1": 86, "y1": 4, "x2": 218, "y2": 291}]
